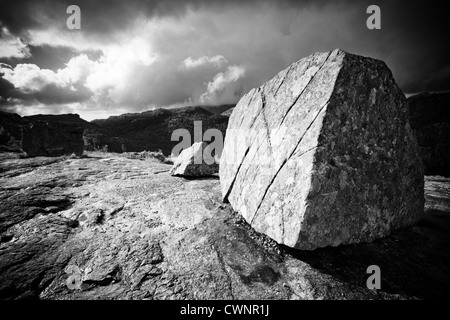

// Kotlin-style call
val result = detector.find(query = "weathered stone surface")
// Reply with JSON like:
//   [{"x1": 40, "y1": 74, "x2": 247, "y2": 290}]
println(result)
[
  {"x1": 22, "y1": 121, "x2": 84, "y2": 157},
  {"x1": 170, "y1": 141, "x2": 218, "y2": 177},
  {"x1": 0, "y1": 152, "x2": 449, "y2": 299},
  {"x1": 408, "y1": 92, "x2": 450, "y2": 177},
  {"x1": 220, "y1": 49, "x2": 424, "y2": 250}
]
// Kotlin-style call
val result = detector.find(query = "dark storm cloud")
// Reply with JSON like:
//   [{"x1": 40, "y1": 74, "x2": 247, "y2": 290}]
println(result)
[
  {"x1": 355, "y1": 0, "x2": 450, "y2": 93},
  {"x1": 0, "y1": 0, "x2": 449, "y2": 119},
  {"x1": 0, "y1": 65, "x2": 93, "y2": 106},
  {"x1": 1, "y1": 82, "x2": 92, "y2": 105},
  {"x1": 0, "y1": 0, "x2": 284, "y2": 36}
]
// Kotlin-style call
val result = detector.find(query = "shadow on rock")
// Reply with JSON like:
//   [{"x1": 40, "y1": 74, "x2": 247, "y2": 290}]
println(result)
[
  {"x1": 282, "y1": 207, "x2": 450, "y2": 300},
  {"x1": 180, "y1": 175, "x2": 220, "y2": 181}
]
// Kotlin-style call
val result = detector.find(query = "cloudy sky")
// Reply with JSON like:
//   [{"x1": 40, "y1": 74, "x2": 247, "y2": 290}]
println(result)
[{"x1": 0, "y1": 0, "x2": 449, "y2": 120}]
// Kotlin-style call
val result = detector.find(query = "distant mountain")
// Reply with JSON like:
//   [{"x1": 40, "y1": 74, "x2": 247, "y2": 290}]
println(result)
[
  {"x1": 87, "y1": 105, "x2": 230, "y2": 154},
  {"x1": 408, "y1": 92, "x2": 450, "y2": 177},
  {"x1": 23, "y1": 113, "x2": 95, "y2": 127},
  {"x1": 408, "y1": 92, "x2": 450, "y2": 128},
  {"x1": 0, "y1": 105, "x2": 232, "y2": 155},
  {"x1": 0, "y1": 112, "x2": 88, "y2": 155}
]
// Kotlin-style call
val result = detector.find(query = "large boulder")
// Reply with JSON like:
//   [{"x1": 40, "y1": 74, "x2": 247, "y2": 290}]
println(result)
[
  {"x1": 22, "y1": 121, "x2": 84, "y2": 157},
  {"x1": 170, "y1": 141, "x2": 219, "y2": 177},
  {"x1": 219, "y1": 49, "x2": 424, "y2": 250},
  {"x1": 408, "y1": 92, "x2": 450, "y2": 177}
]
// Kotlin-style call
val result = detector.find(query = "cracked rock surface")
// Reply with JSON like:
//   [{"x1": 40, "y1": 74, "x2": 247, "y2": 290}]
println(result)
[
  {"x1": 220, "y1": 49, "x2": 424, "y2": 250},
  {"x1": 0, "y1": 152, "x2": 449, "y2": 299}
]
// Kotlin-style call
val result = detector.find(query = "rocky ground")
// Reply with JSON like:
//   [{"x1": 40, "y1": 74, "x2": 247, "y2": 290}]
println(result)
[{"x1": 0, "y1": 151, "x2": 449, "y2": 300}]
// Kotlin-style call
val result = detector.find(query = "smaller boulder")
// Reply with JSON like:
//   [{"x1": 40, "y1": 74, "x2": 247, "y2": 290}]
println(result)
[
  {"x1": 170, "y1": 141, "x2": 218, "y2": 177},
  {"x1": 221, "y1": 107, "x2": 234, "y2": 117}
]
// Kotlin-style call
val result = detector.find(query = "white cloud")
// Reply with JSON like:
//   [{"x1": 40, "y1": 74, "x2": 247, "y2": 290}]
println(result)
[
  {"x1": 182, "y1": 55, "x2": 227, "y2": 69},
  {"x1": 84, "y1": 39, "x2": 157, "y2": 95},
  {"x1": 0, "y1": 26, "x2": 31, "y2": 59},
  {"x1": 0, "y1": 63, "x2": 67, "y2": 92},
  {"x1": 200, "y1": 65, "x2": 245, "y2": 104},
  {"x1": 24, "y1": 27, "x2": 159, "y2": 104},
  {"x1": 57, "y1": 54, "x2": 96, "y2": 85},
  {"x1": 0, "y1": 54, "x2": 98, "y2": 93},
  {"x1": 0, "y1": 39, "x2": 158, "y2": 106}
]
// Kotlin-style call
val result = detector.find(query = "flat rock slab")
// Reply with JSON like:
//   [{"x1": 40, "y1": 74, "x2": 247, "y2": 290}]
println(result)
[
  {"x1": 0, "y1": 152, "x2": 448, "y2": 299},
  {"x1": 220, "y1": 49, "x2": 424, "y2": 250}
]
